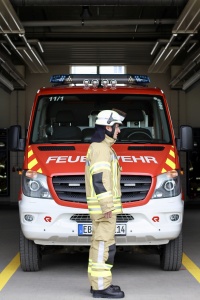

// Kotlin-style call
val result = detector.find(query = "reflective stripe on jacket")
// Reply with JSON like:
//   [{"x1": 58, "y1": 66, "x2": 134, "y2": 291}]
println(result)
[{"x1": 85, "y1": 135, "x2": 122, "y2": 217}]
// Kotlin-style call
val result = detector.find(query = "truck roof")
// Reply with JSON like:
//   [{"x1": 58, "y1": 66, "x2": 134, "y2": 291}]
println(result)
[{"x1": 37, "y1": 85, "x2": 164, "y2": 96}]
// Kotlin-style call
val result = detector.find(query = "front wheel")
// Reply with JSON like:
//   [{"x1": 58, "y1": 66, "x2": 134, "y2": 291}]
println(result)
[
  {"x1": 160, "y1": 231, "x2": 183, "y2": 271},
  {"x1": 19, "y1": 229, "x2": 42, "y2": 271}
]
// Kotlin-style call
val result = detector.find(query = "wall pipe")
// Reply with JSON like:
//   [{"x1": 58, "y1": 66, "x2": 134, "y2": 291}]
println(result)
[{"x1": 21, "y1": 19, "x2": 177, "y2": 27}]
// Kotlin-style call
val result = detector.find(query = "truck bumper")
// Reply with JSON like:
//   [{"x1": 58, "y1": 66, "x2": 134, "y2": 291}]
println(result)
[{"x1": 19, "y1": 194, "x2": 184, "y2": 246}]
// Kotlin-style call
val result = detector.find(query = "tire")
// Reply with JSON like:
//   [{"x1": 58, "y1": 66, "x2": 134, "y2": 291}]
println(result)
[
  {"x1": 19, "y1": 229, "x2": 42, "y2": 271},
  {"x1": 160, "y1": 231, "x2": 183, "y2": 271}
]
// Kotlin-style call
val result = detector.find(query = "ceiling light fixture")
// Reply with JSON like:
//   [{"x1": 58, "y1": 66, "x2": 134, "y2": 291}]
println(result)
[
  {"x1": 19, "y1": 34, "x2": 48, "y2": 73},
  {"x1": 148, "y1": 47, "x2": 179, "y2": 73},
  {"x1": 19, "y1": 34, "x2": 47, "y2": 68},
  {"x1": 19, "y1": 33, "x2": 32, "y2": 50},
  {"x1": 150, "y1": 41, "x2": 159, "y2": 55},
  {"x1": 37, "y1": 41, "x2": 44, "y2": 53},
  {"x1": 173, "y1": 34, "x2": 193, "y2": 58},
  {"x1": 170, "y1": 48, "x2": 200, "y2": 88},
  {"x1": 4, "y1": 33, "x2": 16, "y2": 50},
  {"x1": 0, "y1": 0, "x2": 24, "y2": 33},
  {"x1": 182, "y1": 71, "x2": 200, "y2": 91},
  {"x1": 187, "y1": 42, "x2": 197, "y2": 53},
  {"x1": 0, "y1": 12, "x2": 12, "y2": 31},
  {"x1": 18, "y1": 34, "x2": 48, "y2": 72},
  {"x1": 0, "y1": 55, "x2": 27, "y2": 88},
  {"x1": 172, "y1": 0, "x2": 200, "y2": 34},
  {"x1": 1, "y1": 42, "x2": 11, "y2": 55},
  {"x1": 154, "y1": 34, "x2": 177, "y2": 65},
  {"x1": 3, "y1": 33, "x2": 23, "y2": 58},
  {"x1": 0, "y1": 2, "x2": 47, "y2": 74},
  {"x1": 17, "y1": 47, "x2": 48, "y2": 73},
  {"x1": 0, "y1": 73, "x2": 14, "y2": 91},
  {"x1": 164, "y1": 49, "x2": 173, "y2": 61},
  {"x1": 23, "y1": 49, "x2": 33, "y2": 62},
  {"x1": 193, "y1": 52, "x2": 200, "y2": 62},
  {"x1": 149, "y1": 34, "x2": 178, "y2": 72},
  {"x1": 25, "y1": 39, "x2": 44, "y2": 53}
]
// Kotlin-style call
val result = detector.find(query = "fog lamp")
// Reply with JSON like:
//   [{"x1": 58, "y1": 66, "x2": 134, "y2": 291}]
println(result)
[
  {"x1": 24, "y1": 214, "x2": 34, "y2": 222},
  {"x1": 155, "y1": 191, "x2": 163, "y2": 198},
  {"x1": 170, "y1": 214, "x2": 179, "y2": 221},
  {"x1": 41, "y1": 191, "x2": 51, "y2": 198}
]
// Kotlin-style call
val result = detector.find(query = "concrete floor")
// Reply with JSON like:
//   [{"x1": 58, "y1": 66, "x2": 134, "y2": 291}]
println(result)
[{"x1": 0, "y1": 202, "x2": 200, "y2": 300}]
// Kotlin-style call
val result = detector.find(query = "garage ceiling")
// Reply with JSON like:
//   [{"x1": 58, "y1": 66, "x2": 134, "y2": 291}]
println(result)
[{"x1": 0, "y1": 0, "x2": 200, "y2": 91}]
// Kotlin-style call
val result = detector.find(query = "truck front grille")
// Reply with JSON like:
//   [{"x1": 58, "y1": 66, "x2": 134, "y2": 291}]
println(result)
[
  {"x1": 70, "y1": 214, "x2": 134, "y2": 223},
  {"x1": 52, "y1": 175, "x2": 152, "y2": 204}
]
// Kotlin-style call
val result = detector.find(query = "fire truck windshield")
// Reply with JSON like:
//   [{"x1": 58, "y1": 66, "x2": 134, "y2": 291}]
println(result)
[{"x1": 30, "y1": 94, "x2": 172, "y2": 144}]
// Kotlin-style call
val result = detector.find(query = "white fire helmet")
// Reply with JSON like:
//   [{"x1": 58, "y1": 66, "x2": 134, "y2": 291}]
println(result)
[{"x1": 95, "y1": 110, "x2": 124, "y2": 126}]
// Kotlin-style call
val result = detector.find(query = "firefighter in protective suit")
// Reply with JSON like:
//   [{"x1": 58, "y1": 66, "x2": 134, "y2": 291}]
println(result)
[{"x1": 85, "y1": 109, "x2": 126, "y2": 298}]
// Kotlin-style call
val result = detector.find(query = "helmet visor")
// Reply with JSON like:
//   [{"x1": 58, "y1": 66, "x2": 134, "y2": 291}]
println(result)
[{"x1": 107, "y1": 112, "x2": 122, "y2": 125}]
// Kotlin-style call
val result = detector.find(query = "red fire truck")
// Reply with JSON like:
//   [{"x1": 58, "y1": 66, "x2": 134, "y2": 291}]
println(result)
[{"x1": 9, "y1": 74, "x2": 193, "y2": 272}]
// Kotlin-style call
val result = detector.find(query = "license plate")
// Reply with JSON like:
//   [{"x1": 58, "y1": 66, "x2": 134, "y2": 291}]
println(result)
[{"x1": 78, "y1": 224, "x2": 126, "y2": 236}]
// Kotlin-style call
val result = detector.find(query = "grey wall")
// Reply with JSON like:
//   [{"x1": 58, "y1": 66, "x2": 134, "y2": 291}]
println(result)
[{"x1": 0, "y1": 64, "x2": 199, "y2": 204}]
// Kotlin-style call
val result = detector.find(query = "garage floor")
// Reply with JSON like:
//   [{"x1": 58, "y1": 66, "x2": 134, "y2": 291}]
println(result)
[{"x1": 0, "y1": 202, "x2": 200, "y2": 300}]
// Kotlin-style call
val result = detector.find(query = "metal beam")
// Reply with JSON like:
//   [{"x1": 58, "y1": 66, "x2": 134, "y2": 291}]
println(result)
[{"x1": 10, "y1": 0, "x2": 187, "y2": 6}]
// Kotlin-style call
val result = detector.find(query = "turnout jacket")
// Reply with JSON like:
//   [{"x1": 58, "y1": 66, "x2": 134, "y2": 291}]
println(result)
[{"x1": 85, "y1": 135, "x2": 123, "y2": 218}]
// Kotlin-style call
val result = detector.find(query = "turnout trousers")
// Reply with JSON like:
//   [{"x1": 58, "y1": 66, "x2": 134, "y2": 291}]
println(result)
[{"x1": 88, "y1": 214, "x2": 117, "y2": 290}]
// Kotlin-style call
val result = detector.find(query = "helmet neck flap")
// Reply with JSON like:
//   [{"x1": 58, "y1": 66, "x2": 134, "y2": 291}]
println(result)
[
  {"x1": 91, "y1": 124, "x2": 116, "y2": 143},
  {"x1": 91, "y1": 125, "x2": 106, "y2": 143},
  {"x1": 105, "y1": 124, "x2": 116, "y2": 139}
]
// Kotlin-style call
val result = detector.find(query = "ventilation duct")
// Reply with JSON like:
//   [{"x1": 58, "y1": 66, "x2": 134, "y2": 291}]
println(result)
[{"x1": 22, "y1": 19, "x2": 176, "y2": 27}]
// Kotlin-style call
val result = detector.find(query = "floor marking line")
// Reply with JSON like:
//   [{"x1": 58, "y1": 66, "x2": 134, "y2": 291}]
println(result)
[
  {"x1": 0, "y1": 252, "x2": 20, "y2": 291},
  {"x1": 182, "y1": 252, "x2": 200, "y2": 284},
  {"x1": 0, "y1": 252, "x2": 199, "y2": 291}
]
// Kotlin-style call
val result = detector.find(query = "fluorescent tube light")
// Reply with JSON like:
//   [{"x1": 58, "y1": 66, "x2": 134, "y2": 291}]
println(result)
[
  {"x1": 0, "y1": 73, "x2": 14, "y2": 91},
  {"x1": 17, "y1": 47, "x2": 48, "y2": 73},
  {"x1": 37, "y1": 42, "x2": 44, "y2": 53},
  {"x1": 1, "y1": 42, "x2": 11, "y2": 55},
  {"x1": 0, "y1": 0, "x2": 24, "y2": 33},
  {"x1": 172, "y1": 0, "x2": 200, "y2": 34},
  {"x1": 148, "y1": 47, "x2": 178, "y2": 73},
  {"x1": 182, "y1": 71, "x2": 200, "y2": 90}
]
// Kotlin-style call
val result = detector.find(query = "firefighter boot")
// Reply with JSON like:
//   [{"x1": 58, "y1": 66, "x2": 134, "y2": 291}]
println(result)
[
  {"x1": 92, "y1": 285, "x2": 125, "y2": 298},
  {"x1": 90, "y1": 285, "x2": 121, "y2": 293}
]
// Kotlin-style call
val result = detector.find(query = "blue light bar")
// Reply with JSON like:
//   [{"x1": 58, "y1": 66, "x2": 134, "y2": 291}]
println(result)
[
  {"x1": 133, "y1": 75, "x2": 150, "y2": 84},
  {"x1": 50, "y1": 74, "x2": 150, "y2": 86},
  {"x1": 50, "y1": 74, "x2": 67, "y2": 83}
]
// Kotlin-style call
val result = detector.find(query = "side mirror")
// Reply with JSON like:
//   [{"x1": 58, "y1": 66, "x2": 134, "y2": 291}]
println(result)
[
  {"x1": 8, "y1": 125, "x2": 25, "y2": 151},
  {"x1": 176, "y1": 125, "x2": 193, "y2": 151}
]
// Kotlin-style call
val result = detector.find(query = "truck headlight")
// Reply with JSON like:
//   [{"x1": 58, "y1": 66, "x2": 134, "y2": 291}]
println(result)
[
  {"x1": 22, "y1": 170, "x2": 53, "y2": 199},
  {"x1": 152, "y1": 170, "x2": 181, "y2": 199}
]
